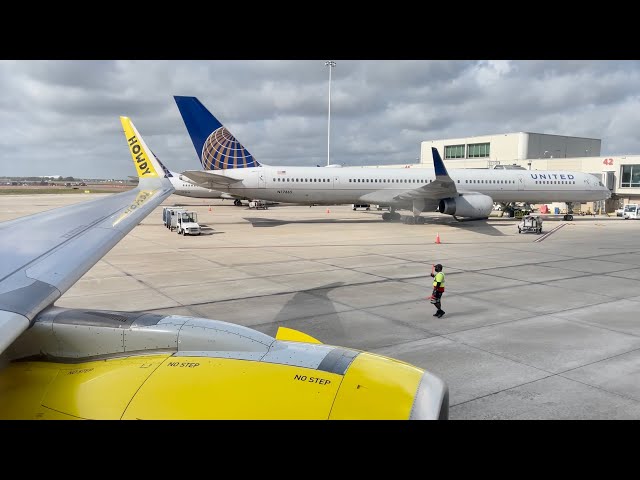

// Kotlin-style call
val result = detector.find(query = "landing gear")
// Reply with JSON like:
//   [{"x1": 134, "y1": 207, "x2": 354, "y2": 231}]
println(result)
[
  {"x1": 382, "y1": 209, "x2": 402, "y2": 222},
  {"x1": 563, "y1": 202, "x2": 574, "y2": 221},
  {"x1": 382, "y1": 207, "x2": 427, "y2": 224},
  {"x1": 234, "y1": 199, "x2": 242, "y2": 206},
  {"x1": 502, "y1": 203, "x2": 516, "y2": 217},
  {"x1": 400, "y1": 215, "x2": 426, "y2": 224}
]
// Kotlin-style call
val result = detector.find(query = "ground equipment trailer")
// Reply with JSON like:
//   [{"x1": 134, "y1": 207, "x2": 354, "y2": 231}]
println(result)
[{"x1": 518, "y1": 215, "x2": 543, "y2": 234}]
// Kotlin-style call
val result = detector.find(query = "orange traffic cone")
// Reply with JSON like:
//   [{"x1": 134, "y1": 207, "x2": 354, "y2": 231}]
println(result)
[
  {"x1": 209, "y1": 206, "x2": 212, "y2": 212},
  {"x1": 435, "y1": 232, "x2": 441, "y2": 244},
  {"x1": 326, "y1": 208, "x2": 331, "y2": 214}
]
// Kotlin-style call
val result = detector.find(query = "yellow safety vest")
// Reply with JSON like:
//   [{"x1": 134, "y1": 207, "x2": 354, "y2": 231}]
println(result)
[{"x1": 433, "y1": 272, "x2": 445, "y2": 289}]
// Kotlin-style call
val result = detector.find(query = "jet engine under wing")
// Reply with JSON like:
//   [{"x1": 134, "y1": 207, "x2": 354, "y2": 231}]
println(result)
[
  {"x1": 0, "y1": 117, "x2": 174, "y2": 355},
  {"x1": 180, "y1": 169, "x2": 241, "y2": 189}
]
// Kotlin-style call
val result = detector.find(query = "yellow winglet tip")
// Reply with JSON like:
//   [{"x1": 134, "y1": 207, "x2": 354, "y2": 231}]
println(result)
[
  {"x1": 276, "y1": 327, "x2": 322, "y2": 344},
  {"x1": 121, "y1": 117, "x2": 160, "y2": 179}
]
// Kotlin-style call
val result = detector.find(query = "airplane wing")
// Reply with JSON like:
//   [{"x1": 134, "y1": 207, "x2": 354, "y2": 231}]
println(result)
[
  {"x1": 397, "y1": 149, "x2": 460, "y2": 200},
  {"x1": 358, "y1": 148, "x2": 463, "y2": 205},
  {"x1": 0, "y1": 117, "x2": 174, "y2": 355},
  {"x1": 181, "y1": 169, "x2": 242, "y2": 189}
]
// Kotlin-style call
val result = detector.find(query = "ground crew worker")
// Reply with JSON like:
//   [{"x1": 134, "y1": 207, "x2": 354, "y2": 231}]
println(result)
[{"x1": 430, "y1": 264, "x2": 445, "y2": 318}]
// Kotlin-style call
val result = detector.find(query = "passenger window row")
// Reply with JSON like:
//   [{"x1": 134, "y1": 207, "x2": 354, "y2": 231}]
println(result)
[
  {"x1": 271, "y1": 178, "x2": 434, "y2": 183},
  {"x1": 534, "y1": 180, "x2": 575, "y2": 184},
  {"x1": 465, "y1": 179, "x2": 514, "y2": 184},
  {"x1": 272, "y1": 178, "x2": 331, "y2": 182},
  {"x1": 268, "y1": 177, "x2": 576, "y2": 186}
]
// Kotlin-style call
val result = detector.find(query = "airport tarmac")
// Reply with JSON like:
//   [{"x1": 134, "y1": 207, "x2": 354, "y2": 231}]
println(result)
[{"x1": 3, "y1": 193, "x2": 640, "y2": 420}]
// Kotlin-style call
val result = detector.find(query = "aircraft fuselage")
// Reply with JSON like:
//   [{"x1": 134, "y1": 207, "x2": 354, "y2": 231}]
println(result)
[{"x1": 199, "y1": 166, "x2": 610, "y2": 206}]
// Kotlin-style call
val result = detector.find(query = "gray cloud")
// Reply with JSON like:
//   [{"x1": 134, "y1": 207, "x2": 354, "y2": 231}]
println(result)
[{"x1": 1, "y1": 60, "x2": 639, "y2": 178}]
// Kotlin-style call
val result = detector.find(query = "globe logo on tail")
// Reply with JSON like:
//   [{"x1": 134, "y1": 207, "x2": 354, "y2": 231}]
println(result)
[{"x1": 201, "y1": 127, "x2": 260, "y2": 170}]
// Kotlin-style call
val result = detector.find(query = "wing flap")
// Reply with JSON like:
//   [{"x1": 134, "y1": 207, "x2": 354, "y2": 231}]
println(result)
[
  {"x1": 180, "y1": 170, "x2": 241, "y2": 188},
  {"x1": 394, "y1": 179, "x2": 459, "y2": 201},
  {"x1": 357, "y1": 180, "x2": 459, "y2": 205}
]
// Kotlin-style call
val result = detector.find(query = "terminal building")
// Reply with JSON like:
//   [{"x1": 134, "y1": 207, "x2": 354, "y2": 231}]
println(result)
[{"x1": 410, "y1": 131, "x2": 640, "y2": 214}]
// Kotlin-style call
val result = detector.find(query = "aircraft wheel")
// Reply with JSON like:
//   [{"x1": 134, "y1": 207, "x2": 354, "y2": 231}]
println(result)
[
  {"x1": 405, "y1": 216, "x2": 416, "y2": 225},
  {"x1": 382, "y1": 212, "x2": 391, "y2": 221},
  {"x1": 416, "y1": 216, "x2": 425, "y2": 225},
  {"x1": 392, "y1": 212, "x2": 402, "y2": 221}
]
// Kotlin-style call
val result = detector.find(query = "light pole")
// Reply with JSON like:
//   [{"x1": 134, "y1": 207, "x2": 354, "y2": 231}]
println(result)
[{"x1": 325, "y1": 61, "x2": 336, "y2": 166}]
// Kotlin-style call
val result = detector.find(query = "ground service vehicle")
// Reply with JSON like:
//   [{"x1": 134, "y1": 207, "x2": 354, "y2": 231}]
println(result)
[
  {"x1": 175, "y1": 210, "x2": 201, "y2": 235},
  {"x1": 623, "y1": 204, "x2": 639, "y2": 219},
  {"x1": 518, "y1": 215, "x2": 543, "y2": 234}
]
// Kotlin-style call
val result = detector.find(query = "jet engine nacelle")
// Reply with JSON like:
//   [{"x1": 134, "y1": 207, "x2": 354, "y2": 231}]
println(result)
[
  {"x1": 438, "y1": 194, "x2": 493, "y2": 218},
  {"x1": 4, "y1": 307, "x2": 448, "y2": 420}
]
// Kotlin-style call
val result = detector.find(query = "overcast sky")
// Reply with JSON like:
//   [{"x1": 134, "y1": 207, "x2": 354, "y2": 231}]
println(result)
[{"x1": 1, "y1": 60, "x2": 639, "y2": 179}]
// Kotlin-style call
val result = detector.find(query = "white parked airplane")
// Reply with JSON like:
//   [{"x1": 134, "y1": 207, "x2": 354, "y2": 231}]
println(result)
[{"x1": 174, "y1": 96, "x2": 611, "y2": 224}]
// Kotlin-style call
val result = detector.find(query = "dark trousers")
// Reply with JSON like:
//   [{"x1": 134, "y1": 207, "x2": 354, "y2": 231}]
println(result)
[{"x1": 432, "y1": 290, "x2": 443, "y2": 311}]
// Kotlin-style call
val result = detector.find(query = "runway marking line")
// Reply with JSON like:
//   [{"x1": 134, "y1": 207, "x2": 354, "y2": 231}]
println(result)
[{"x1": 534, "y1": 223, "x2": 567, "y2": 242}]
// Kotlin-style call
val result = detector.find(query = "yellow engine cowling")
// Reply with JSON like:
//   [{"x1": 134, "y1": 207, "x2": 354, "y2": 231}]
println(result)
[{"x1": 0, "y1": 350, "x2": 446, "y2": 420}]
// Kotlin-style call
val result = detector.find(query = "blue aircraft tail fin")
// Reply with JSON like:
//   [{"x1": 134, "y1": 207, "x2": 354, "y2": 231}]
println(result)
[
  {"x1": 432, "y1": 147, "x2": 449, "y2": 177},
  {"x1": 173, "y1": 96, "x2": 261, "y2": 170}
]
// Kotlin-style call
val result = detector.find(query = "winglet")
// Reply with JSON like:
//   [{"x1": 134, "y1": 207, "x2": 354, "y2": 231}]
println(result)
[
  {"x1": 432, "y1": 147, "x2": 449, "y2": 177},
  {"x1": 120, "y1": 116, "x2": 163, "y2": 180}
]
